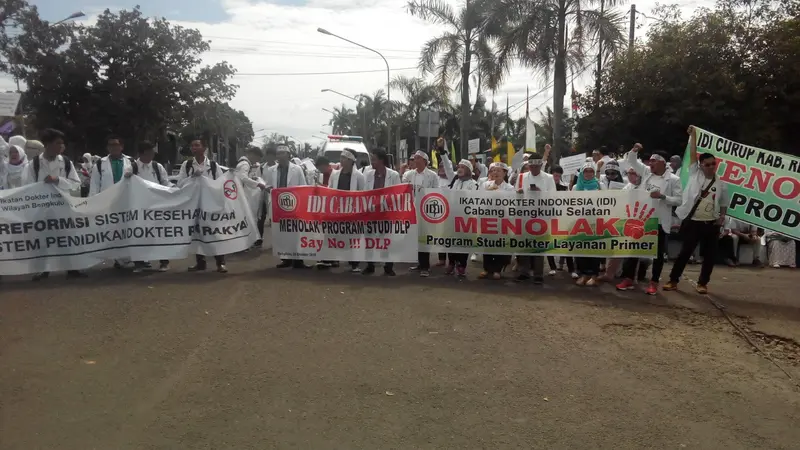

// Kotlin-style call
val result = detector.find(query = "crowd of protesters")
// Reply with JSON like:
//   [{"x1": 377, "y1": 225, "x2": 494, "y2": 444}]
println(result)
[{"x1": 0, "y1": 127, "x2": 795, "y2": 292}]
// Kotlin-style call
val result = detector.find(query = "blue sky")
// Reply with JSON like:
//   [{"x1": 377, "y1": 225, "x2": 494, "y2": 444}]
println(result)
[{"x1": 33, "y1": 0, "x2": 229, "y2": 23}]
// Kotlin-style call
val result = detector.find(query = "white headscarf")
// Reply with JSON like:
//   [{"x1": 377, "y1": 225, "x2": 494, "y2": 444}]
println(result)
[{"x1": 6, "y1": 145, "x2": 28, "y2": 175}]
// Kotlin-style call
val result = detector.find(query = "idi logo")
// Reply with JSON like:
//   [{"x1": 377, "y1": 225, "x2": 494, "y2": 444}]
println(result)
[
  {"x1": 278, "y1": 192, "x2": 297, "y2": 212},
  {"x1": 420, "y1": 193, "x2": 449, "y2": 224}
]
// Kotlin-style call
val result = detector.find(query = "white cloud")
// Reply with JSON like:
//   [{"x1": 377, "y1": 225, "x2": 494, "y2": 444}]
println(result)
[{"x1": 3, "y1": 0, "x2": 712, "y2": 146}]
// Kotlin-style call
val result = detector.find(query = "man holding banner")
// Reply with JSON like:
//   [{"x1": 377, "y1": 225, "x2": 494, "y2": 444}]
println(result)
[
  {"x1": 363, "y1": 148, "x2": 402, "y2": 276},
  {"x1": 616, "y1": 144, "x2": 682, "y2": 295},
  {"x1": 326, "y1": 149, "x2": 366, "y2": 272},
  {"x1": 664, "y1": 126, "x2": 729, "y2": 294},
  {"x1": 178, "y1": 138, "x2": 228, "y2": 273},
  {"x1": 265, "y1": 145, "x2": 309, "y2": 269},
  {"x1": 22, "y1": 128, "x2": 86, "y2": 281}
]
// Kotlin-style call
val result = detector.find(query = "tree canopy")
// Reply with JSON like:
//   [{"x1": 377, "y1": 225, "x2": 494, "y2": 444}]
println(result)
[
  {"x1": 0, "y1": 3, "x2": 249, "y2": 163},
  {"x1": 576, "y1": 0, "x2": 800, "y2": 157}
]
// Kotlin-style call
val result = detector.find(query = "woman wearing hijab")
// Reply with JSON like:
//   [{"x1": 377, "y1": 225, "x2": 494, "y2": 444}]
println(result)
[
  {"x1": 599, "y1": 160, "x2": 625, "y2": 188},
  {"x1": 478, "y1": 162, "x2": 514, "y2": 280},
  {"x1": 445, "y1": 159, "x2": 479, "y2": 278},
  {"x1": 596, "y1": 161, "x2": 627, "y2": 280},
  {"x1": 572, "y1": 162, "x2": 605, "y2": 286},
  {"x1": 1, "y1": 145, "x2": 28, "y2": 189}
]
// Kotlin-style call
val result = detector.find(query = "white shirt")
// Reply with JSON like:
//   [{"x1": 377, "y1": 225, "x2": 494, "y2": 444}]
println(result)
[
  {"x1": 136, "y1": 159, "x2": 170, "y2": 187},
  {"x1": 402, "y1": 167, "x2": 438, "y2": 188},
  {"x1": 480, "y1": 180, "x2": 515, "y2": 191},
  {"x1": 519, "y1": 171, "x2": 557, "y2": 192},
  {"x1": 177, "y1": 157, "x2": 219, "y2": 183},
  {"x1": 450, "y1": 177, "x2": 479, "y2": 190},
  {"x1": 22, "y1": 154, "x2": 81, "y2": 191},
  {"x1": 676, "y1": 162, "x2": 729, "y2": 222},
  {"x1": 436, "y1": 157, "x2": 455, "y2": 188},
  {"x1": 626, "y1": 151, "x2": 683, "y2": 232}
]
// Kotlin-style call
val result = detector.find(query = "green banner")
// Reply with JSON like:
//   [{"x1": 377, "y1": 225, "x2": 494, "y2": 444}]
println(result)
[{"x1": 681, "y1": 128, "x2": 799, "y2": 239}]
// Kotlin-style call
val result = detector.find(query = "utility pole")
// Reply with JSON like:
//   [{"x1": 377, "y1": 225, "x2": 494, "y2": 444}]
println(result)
[
  {"x1": 594, "y1": 0, "x2": 604, "y2": 108},
  {"x1": 629, "y1": 5, "x2": 636, "y2": 51}
]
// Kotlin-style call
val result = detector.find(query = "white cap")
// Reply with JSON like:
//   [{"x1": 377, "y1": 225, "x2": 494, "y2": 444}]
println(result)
[
  {"x1": 276, "y1": 144, "x2": 290, "y2": 154},
  {"x1": 341, "y1": 149, "x2": 356, "y2": 161},
  {"x1": 457, "y1": 159, "x2": 472, "y2": 168},
  {"x1": 414, "y1": 150, "x2": 429, "y2": 161},
  {"x1": 490, "y1": 162, "x2": 509, "y2": 171}
]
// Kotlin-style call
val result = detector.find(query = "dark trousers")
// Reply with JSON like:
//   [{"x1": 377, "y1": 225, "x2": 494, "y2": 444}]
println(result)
[
  {"x1": 438, "y1": 252, "x2": 447, "y2": 262},
  {"x1": 197, "y1": 255, "x2": 225, "y2": 267},
  {"x1": 718, "y1": 235, "x2": 737, "y2": 262},
  {"x1": 483, "y1": 255, "x2": 510, "y2": 273},
  {"x1": 547, "y1": 256, "x2": 575, "y2": 272},
  {"x1": 517, "y1": 255, "x2": 544, "y2": 277},
  {"x1": 448, "y1": 253, "x2": 469, "y2": 268},
  {"x1": 417, "y1": 252, "x2": 430, "y2": 270},
  {"x1": 669, "y1": 220, "x2": 719, "y2": 285},
  {"x1": 622, "y1": 227, "x2": 667, "y2": 282},
  {"x1": 575, "y1": 257, "x2": 601, "y2": 276},
  {"x1": 257, "y1": 208, "x2": 267, "y2": 239},
  {"x1": 366, "y1": 262, "x2": 394, "y2": 270}
]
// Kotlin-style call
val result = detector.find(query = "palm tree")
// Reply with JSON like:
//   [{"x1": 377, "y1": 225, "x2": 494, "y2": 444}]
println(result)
[
  {"x1": 406, "y1": 0, "x2": 506, "y2": 158},
  {"x1": 488, "y1": 0, "x2": 626, "y2": 161},
  {"x1": 328, "y1": 105, "x2": 357, "y2": 134}
]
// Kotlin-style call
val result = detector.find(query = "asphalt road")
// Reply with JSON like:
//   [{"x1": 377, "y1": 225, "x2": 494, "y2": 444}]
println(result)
[{"x1": 1, "y1": 245, "x2": 799, "y2": 449}]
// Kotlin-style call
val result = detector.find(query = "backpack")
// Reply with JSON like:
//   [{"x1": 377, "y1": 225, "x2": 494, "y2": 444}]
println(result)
[
  {"x1": 33, "y1": 155, "x2": 73, "y2": 182},
  {"x1": 95, "y1": 157, "x2": 138, "y2": 183},
  {"x1": 185, "y1": 159, "x2": 218, "y2": 180}
]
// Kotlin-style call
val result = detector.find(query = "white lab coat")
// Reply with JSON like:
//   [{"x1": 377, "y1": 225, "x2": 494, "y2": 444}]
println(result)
[
  {"x1": 327, "y1": 168, "x2": 366, "y2": 191},
  {"x1": 449, "y1": 177, "x2": 479, "y2": 190},
  {"x1": 263, "y1": 163, "x2": 307, "y2": 188},
  {"x1": 90, "y1": 156, "x2": 135, "y2": 196},
  {"x1": 22, "y1": 154, "x2": 81, "y2": 191},
  {"x1": 135, "y1": 159, "x2": 171, "y2": 187},
  {"x1": 518, "y1": 171, "x2": 557, "y2": 193},
  {"x1": 402, "y1": 167, "x2": 438, "y2": 188},
  {"x1": 365, "y1": 167, "x2": 401, "y2": 189},
  {"x1": 177, "y1": 157, "x2": 222, "y2": 185},
  {"x1": 435, "y1": 157, "x2": 455, "y2": 188},
  {"x1": 480, "y1": 180, "x2": 515, "y2": 191}
]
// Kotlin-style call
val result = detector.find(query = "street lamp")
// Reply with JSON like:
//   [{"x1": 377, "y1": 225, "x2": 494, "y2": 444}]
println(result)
[
  {"x1": 321, "y1": 88, "x2": 367, "y2": 140},
  {"x1": 317, "y1": 28, "x2": 391, "y2": 154},
  {"x1": 54, "y1": 11, "x2": 86, "y2": 25}
]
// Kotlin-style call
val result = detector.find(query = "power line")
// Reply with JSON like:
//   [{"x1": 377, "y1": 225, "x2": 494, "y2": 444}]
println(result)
[
  {"x1": 203, "y1": 35, "x2": 420, "y2": 54},
  {"x1": 207, "y1": 47, "x2": 418, "y2": 60},
  {"x1": 505, "y1": 60, "x2": 596, "y2": 116},
  {"x1": 231, "y1": 67, "x2": 418, "y2": 76}
]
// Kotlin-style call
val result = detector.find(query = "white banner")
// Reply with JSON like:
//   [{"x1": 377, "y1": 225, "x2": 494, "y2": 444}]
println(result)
[
  {"x1": 0, "y1": 172, "x2": 261, "y2": 275},
  {"x1": 0, "y1": 92, "x2": 21, "y2": 116},
  {"x1": 417, "y1": 188, "x2": 659, "y2": 257}
]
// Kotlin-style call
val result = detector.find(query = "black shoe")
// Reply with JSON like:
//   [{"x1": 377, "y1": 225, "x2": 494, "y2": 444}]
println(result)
[
  {"x1": 66, "y1": 270, "x2": 88, "y2": 279},
  {"x1": 276, "y1": 261, "x2": 292, "y2": 269},
  {"x1": 533, "y1": 277, "x2": 544, "y2": 285},
  {"x1": 362, "y1": 265, "x2": 375, "y2": 275},
  {"x1": 315, "y1": 262, "x2": 332, "y2": 269},
  {"x1": 331, "y1": 261, "x2": 340, "y2": 268},
  {"x1": 217, "y1": 265, "x2": 228, "y2": 273},
  {"x1": 32, "y1": 272, "x2": 50, "y2": 281},
  {"x1": 292, "y1": 263, "x2": 311, "y2": 269},
  {"x1": 113, "y1": 261, "x2": 123, "y2": 270},
  {"x1": 253, "y1": 239, "x2": 263, "y2": 248},
  {"x1": 188, "y1": 264, "x2": 207, "y2": 272},
  {"x1": 384, "y1": 267, "x2": 396, "y2": 276},
  {"x1": 515, "y1": 274, "x2": 530, "y2": 282},
  {"x1": 409, "y1": 266, "x2": 421, "y2": 272},
  {"x1": 158, "y1": 262, "x2": 170, "y2": 272}
]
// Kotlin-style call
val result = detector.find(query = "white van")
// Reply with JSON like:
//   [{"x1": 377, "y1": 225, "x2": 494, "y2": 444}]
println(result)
[{"x1": 321, "y1": 135, "x2": 371, "y2": 169}]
